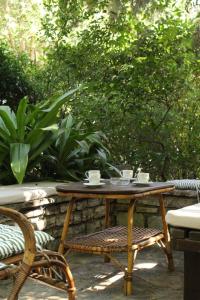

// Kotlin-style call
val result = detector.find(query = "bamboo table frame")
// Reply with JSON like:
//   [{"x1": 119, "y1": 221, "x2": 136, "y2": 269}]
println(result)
[{"x1": 56, "y1": 182, "x2": 174, "y2": 296}]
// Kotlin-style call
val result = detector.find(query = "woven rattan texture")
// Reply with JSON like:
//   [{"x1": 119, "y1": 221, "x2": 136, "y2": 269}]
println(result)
[{"x1": 65, "y1": 226, "x2": 163, "y2": 253}]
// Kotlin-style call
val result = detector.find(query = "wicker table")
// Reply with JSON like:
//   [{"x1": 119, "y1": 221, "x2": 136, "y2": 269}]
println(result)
[{"x1": 56, "y1": 182, "x2": 174, "y2": 296}]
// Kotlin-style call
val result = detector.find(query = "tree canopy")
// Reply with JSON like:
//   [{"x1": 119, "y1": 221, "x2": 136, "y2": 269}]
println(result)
[{"x1": 0, "y1": 0, "x2": 200, "y2": 181}]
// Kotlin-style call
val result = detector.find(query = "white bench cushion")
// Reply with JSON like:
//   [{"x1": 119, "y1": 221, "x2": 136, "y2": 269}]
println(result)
[
  {"x1": 0, "y1": 182, "x2": 58, "y2": 205},
  {"x1": 0, "y1": 224, "x2": 54, "y2": 260},
  {"x1": 166, "y1": 203, "x2": 200, "y2": 230}
]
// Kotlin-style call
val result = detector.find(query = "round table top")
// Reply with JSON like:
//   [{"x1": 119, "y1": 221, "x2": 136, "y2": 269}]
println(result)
[{"x1": 56, "y1": 181, "x2": 174, "y2": 195}]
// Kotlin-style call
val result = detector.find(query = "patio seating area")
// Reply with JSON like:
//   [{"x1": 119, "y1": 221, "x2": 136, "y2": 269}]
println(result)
[
  {"x1": 1, "y1": 2, "x2": 200, "y2": 299},
  {"x1": 0, "y1": 248, "x2": 184, "y2": 300},
  {"x1": 0, "y1": 181, "x2": 199, "y2": 299}
]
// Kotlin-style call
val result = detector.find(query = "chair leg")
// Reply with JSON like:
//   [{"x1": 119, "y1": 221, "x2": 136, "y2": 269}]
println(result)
[
  {"x1": 55, "y1": 254, "x2": 76, "y2": 300},
  {"x1": 159, "y1": 194, "x2": 174, "y2": 271},
  {"x1": 6, "y1": 252, "x2": 76, "y2": 300},
  {"x1": 158, "y1": 240, "x2": 174, "y2": 271},
  {"x1": 32, "y1": 251, "x2": 76, "y2": 300},
  {"x1": 61, "y1": 262, "x2": 76, "y2": 300},
  {"x1": 7, "y1": 263, "x2": 30, "y2": 300}
]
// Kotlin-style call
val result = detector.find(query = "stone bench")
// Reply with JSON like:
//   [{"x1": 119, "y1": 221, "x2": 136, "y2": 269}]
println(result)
[
  {"x1": 0, "y1": 181, "x2": 58, "y2": 204},
  {"x1": 166, "y1": 204, "x2": 200, "y2": 300}
]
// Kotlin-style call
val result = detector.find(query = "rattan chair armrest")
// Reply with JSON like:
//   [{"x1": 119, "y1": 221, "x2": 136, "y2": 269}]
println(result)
[
  {"x1": 0, "y1": 206, "x2": 36, "y2": 267},
  {"x1": 0, "y1": 207, "x2": 76, "y2": 300}
]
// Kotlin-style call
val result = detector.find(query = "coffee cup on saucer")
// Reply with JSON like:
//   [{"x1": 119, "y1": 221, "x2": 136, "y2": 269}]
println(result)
[
  {"x1": 85, "y1": 170, "x2": 101, "y2": 185},
  {"x1": 137, "y1": 172, "x2": 149, "y2": 183},
  {"x1": 121, "y1": 170, "x2": 133, "y2": 179}
]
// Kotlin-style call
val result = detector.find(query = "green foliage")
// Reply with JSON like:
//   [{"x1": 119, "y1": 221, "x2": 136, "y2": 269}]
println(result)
[
  {"x1": 0, "y1": 42, "x2": 37, "y2": 108},
  {"x1": 40, "y1": 114, "x2": 111, "y2": 180},
  {"x1": 42, "y1": 1, "x2": 199, "y2": 180},
  {"x1": 1, "y1": 0, "x2": 200, "y2": 181},
  {"x1": 0, "y1": 88, "x2": 78, "y2": 183},
  {"x1": 10, "y1": 143, "x2": 30, "y2": 184}
]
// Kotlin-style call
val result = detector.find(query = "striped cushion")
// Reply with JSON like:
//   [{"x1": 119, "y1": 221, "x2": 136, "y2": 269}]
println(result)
[
  {"x1": 167, "y1": 179, "x2": 200, "y2": 190},
  {"x1": 0, "y1": 224, "x2": 54, "y2": 260}
]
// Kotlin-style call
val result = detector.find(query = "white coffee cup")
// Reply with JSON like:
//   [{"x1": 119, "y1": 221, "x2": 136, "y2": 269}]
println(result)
[
  {"x1": 137, "y1": 172, "x2": 149, "y2": 183},
  {"x1": 85, "y1": 170, "x2": 101, "y2": 184},
  {"x1": 121, "y1": 170, "x2": 133, "y2": 179}
]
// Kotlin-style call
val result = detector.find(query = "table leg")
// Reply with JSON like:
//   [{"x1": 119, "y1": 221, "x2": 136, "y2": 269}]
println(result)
[
  {"x1": 58, "y1": 198, "x2": 75, "y2": 254},
  {"x1": 104, "y1": 199, "x2": 111, "y2": 263},
  {"x1": 159, "y1": 194, "x2": 174, "y2": 271},
  {"x1": 124, "y1": 199, "x2": 135, "y2": 296},
  {"x1": 105, "y1": 198, "x2": 111, "y2": 228}
]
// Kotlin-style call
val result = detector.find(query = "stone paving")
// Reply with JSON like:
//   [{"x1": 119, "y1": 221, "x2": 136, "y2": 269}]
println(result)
[{"x1": 0, "y1": 247, "x2": 184, "y2": 300}]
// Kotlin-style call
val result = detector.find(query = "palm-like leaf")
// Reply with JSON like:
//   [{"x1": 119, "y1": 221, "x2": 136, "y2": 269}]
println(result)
[
  {"x1": 0, "y1": 106, "x2": 16, "y2": 139},
  {"x1": 42, "y1": 114, "x2": 111, "y2": 181},
  {"x1": 10, "y1": 143, "x2": 30, "y2": 184},
  {"x1": 16, "y1": 97, "x2": 28, "y2": 141},
  {"x1": 0, "y1": 87, "x2": 79, "y2": 183}
]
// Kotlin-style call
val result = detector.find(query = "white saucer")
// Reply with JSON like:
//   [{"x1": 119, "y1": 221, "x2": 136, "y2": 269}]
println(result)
[
  {"x1": 84, "y1": 178, "x2": 105, "y2": 182},
  {"x1": 83, "y1": 182, "x2": 106, "y2": 188},
  {"x1": 129, "y1": 177, "x2": 137, "y2": 181},
  {"x1": 134, "y1": 182, "x2": 153, "y2": 187}
]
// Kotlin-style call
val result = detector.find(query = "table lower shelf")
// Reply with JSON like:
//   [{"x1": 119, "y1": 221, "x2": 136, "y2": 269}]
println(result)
[{"x1": 64, "y1": 226, "x2": 164, "y2": 254}]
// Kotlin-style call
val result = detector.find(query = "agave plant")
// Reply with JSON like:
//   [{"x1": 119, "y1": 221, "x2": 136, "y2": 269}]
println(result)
[
  {"x1": 0, "y1": 88, "x2": 78, "y2": 183},
  {"x1": 40, "y1": 114, "x2": 112, "y2": 181}
]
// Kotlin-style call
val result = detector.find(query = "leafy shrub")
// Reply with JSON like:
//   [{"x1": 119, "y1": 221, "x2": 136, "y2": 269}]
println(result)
[
  {"x1": 42, "y1": 2, "x2": 198, "y2": 180},
  {"x1": 0, "y1": 88, "x2": 78, "y2": 184},
  {"x1": 0, "y1": 42, "x2": 38, "y2": 109},
  {"x1": 40, "y1": 114, "x2": 112, "y2": 181}
]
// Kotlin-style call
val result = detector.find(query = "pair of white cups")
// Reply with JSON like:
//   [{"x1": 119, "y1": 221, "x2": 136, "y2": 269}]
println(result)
[
  {"x1": 122, "y1": 169, "x2": 149, "y2": 183},
  {"x1": 85, "y1": 170, "x2": 101, "y2": 184},
  {"x1": 86, "y1": 170, "x2": 134, "y2": 184},
  {"x1": 121, "y1": 169, "x2": 133, "y2": 179}
]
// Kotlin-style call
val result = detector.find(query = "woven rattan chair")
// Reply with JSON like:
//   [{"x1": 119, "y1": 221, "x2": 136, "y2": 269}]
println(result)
[{"x1": 0, "y1": 206, "x2": 76, "y2": 300}]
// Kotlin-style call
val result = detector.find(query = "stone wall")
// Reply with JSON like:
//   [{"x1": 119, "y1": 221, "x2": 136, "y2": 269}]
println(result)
[
  {"x1": 114, "y1": 190, "x2": 199, "y2": 229},
  {"x1": 0, "y1": 195, "x2": 106, "y2": 248}
]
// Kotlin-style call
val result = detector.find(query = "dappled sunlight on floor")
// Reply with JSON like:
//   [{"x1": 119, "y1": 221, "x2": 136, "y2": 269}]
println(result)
[
  {"x1": 86, "y1": 272, "x2": 124, "y2": 291},
  {"x1": 86, "y1": 262, "x2": 158, "y2": 292},
  {"x1": 0, "y1": 248, "x2": 184, "y2": 300},
  {"x1": 134, "y1": 262, "x2": 158, "y2": 270},
  {"x1": 70, "y1": 247, "x2": 184, "y2": 299}
]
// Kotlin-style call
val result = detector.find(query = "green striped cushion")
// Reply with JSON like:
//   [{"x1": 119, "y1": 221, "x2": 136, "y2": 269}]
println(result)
[
  {"x1": 0, "y1": 224, "x2": 54, "y2": 260},
  {"x1": 167, "y1": 179, "x2": 200, "y2": 190}
]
